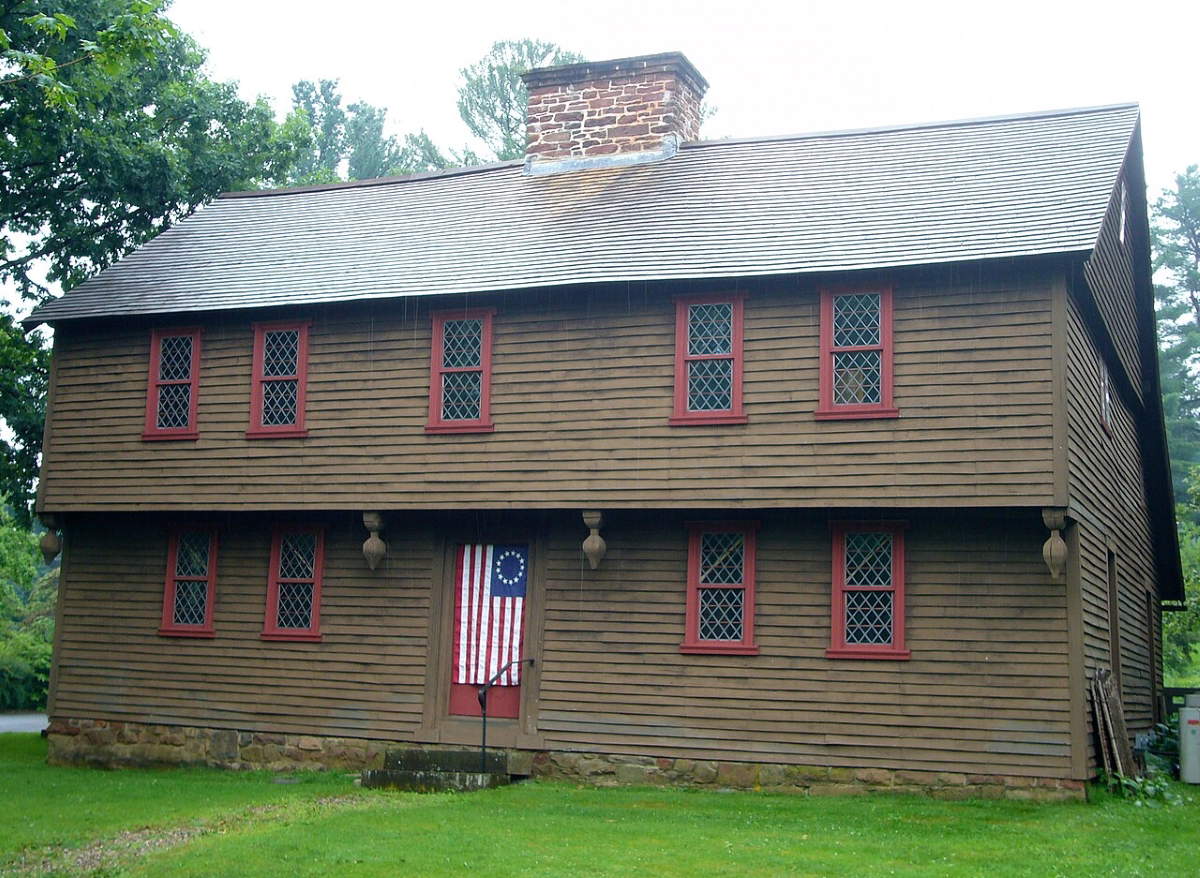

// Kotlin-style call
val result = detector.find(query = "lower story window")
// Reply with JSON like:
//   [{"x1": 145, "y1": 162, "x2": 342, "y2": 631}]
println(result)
[
  {"x1": 159, "y1": 529, "x2": 218, "y2": 637},
  {"x1": 262, "y1": 526, "x2": 325, "y2": 641},
  {"x1": 681, "y1": 522, "x2": 759, "y2": 655},
  {"x1": 827, "y1": 521, "x2": 910, "y2": 659}
]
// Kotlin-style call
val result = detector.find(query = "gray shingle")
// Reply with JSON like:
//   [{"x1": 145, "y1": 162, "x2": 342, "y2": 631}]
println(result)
[{"x1": 25, "y1": 103, "x2": 1139, "y2": 325}]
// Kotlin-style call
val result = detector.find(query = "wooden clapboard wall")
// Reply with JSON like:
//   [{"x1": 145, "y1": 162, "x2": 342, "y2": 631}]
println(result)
[
  {"x1": 50, "y1": 508, "x2": 1073, "y2": 779},
  {"x1": 1067, "y1": 181, "x2": 1160, "y2": 754},
  {"x1": 38, "y1": 264, "x2": 1058, "y2": 513}
]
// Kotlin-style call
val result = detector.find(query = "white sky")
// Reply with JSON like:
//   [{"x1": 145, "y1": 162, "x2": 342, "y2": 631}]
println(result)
[{"x1": 170, "y1": 0, "x2": 1198, "y2": 194}]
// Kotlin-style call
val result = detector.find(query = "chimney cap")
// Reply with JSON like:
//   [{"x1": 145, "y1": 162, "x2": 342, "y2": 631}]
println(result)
[{"x1": 521, "y1": 51, "x2": 709, "y2": 97}]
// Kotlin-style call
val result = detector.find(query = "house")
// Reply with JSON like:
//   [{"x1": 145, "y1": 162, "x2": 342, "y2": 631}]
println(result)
[{"x1": 25, "y1": 53, "x2": 1182, "y2": 799}]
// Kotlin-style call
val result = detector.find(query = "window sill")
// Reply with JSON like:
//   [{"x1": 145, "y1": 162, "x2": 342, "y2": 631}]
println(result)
[
  {"x1": 669, "y1": 413, "x2": 748, "y2": 426},
  {"x1": 143, "y1": 431, "x2": 199, "y2": 441},
  {"x1": 814, "y1": 407, "x2": 900, "y2": 421},
  {"x1": 246, "y1": 428, "x2": 308, "y2": 439},
  {"x1": 157, "y1": 628, "x2": 215, "y2": 638},
  {"x1": 680, "y1": 643, "x2": 759, "y2": 655},
  {"x1": 261, "y1": 631, "x2": 323, "y2": 642},
  {"x1": 425, "y1": 422, "x2": 495, "y2": 434},
  {"x1": 825, "y1": 647, "x2": 911, "y2": 660}
]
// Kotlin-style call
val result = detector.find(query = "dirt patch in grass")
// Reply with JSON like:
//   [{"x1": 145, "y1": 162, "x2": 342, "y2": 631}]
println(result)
[{"x1": 6, "y1": 795, "x2": 368, "y2": 876}]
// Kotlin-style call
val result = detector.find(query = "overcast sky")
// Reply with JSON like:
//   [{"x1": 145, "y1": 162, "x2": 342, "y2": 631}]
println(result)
[{"x1": 170, "y1": 0, "x2": 1197, "y2": 193}]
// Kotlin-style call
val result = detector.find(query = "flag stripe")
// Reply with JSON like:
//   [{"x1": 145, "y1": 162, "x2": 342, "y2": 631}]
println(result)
[{"x1": 452, "y1": 543, "x2": 527, "y2": 687}]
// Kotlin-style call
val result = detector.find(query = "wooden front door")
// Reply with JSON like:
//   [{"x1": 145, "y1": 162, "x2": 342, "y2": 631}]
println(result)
[{"x1": 447, "y1": 542, "x2": 530, "y2": 719}]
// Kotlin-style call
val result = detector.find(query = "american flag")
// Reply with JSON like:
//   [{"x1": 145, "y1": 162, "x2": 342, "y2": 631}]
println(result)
[{"x1": 452, "y1": 544, "x2": 527, "y2": 687}]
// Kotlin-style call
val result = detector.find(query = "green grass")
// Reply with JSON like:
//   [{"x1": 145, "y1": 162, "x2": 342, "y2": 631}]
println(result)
[{"x1": 3, "y1": 733, "x2": 1199, "y2": 877}]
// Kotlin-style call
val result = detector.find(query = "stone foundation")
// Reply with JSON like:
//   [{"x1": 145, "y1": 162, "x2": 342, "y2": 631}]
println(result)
[{"x1": 46, "y1": 718, "x2": 1084, "y2": 800}]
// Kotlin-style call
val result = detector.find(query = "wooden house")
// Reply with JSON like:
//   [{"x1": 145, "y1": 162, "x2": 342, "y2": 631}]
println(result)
[{"x1": 26, "y1": 53, "x2": 1182, "y2": 798}]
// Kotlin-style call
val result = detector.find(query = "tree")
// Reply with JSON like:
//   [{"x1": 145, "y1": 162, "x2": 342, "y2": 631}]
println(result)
[
  {"x1": 1153, "y1": 167, "x2": 1200, "y2": 500},
  {"x1": 456, "y1": 39, "x2": 585, "y2": 161},
  {"x1": 1, "y1": 1, "x2": 307, "y2": 523}
]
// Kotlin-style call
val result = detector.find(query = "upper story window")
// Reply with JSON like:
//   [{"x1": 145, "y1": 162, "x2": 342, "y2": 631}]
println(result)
[
  {"x1": 427, "y1": 309, "x2": 495, "y2": 433},
  {"x1": 671, "y1": 294, "x2": 747, "y2": 425},
  {"x1": 1099, "y1": 357, "x2": 1113, "y2": 434},
  {"x1": 816, "y1": 287, "x2": 899, "y2": 420},
  {"x1": 159, "y1": 528, "x2": 217, "y2": 637},
  {"x1": 248, "y1": 321, "x2": 309, "y2": 438},
  {"x1": 262, "y1": 526, "x2": 325, "y2": 641},
  {"x1": 827, "y1": 521, "x2": 910, "y2": 660},
  {"x1": 681, "y1": 522, "x2": 759, "y2": 655},
  {"x1": 143, "y1": 328, "x2": 201, "y2": 440},
  {"x1": 1118, "y1": 181, "x2": 1128, "y2": 245}
]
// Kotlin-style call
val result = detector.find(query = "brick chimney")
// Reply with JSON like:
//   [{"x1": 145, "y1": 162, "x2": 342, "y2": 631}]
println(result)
[{"x1": 520, "y1": 52, "x2": 708, "y2": 175}]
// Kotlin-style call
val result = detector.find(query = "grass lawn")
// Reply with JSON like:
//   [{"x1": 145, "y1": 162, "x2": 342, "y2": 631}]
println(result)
[{"x1": 2, "y1": 734, "x2": 1198, "y2": 877}]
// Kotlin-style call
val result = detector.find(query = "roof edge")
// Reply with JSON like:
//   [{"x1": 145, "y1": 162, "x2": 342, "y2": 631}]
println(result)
[
  {"x1": 219, "y1": 157, "x2": 524, "y2": 199},
  {"x1": 684, "y1": 101, "x2": 1140, "y2": 151}
]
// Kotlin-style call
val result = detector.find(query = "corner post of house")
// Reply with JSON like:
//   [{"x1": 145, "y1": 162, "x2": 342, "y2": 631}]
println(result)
[{"x1": 1059, "y1": 512, "x2": 1089, "y2": 781}]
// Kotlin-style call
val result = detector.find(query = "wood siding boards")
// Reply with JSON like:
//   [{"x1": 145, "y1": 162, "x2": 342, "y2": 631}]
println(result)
[
  {"x1": 38, "y1": 268, "x2": 1057, "y2": 513},
  {"x1": 51, "y1": 509, "x2": 1072, "y2": 778},
  {"x1": 1064, "y1": 297, "x2": 1158, "y2": 740},
  {"x1": 1082, "y1": 173, "x2": 1142, "y2": 401},
  {"x1": 26, "y1": 105, "x2": 1139, "y2": 326}
]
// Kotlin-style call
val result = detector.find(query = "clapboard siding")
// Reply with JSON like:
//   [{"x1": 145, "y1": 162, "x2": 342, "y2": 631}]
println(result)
[
  {"x1": 1065, "y1": 296, "x2": 1157, "y2": 741},
  {"x1": 51, "y1": 508, "x2": 1071, "y2": 777},
  {"x1": 1082, "y1": 175, "x2": 1142, "y2": 399},
  {"x1": 52, "y1": 514, "x2": 433, "y2": 738},
  {"x1": 39, "y1": 265, "x2": 1057, "y2": 512}
]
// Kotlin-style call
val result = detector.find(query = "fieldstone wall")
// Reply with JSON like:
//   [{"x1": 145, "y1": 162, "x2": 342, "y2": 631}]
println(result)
[
  {"x1": 532, "y1": 751, "x2": 1086, "y2": 802},
  {"x1": 46, "y1": 718, "x2": 389, "y2": 771},
  {"x1": 46, "y1": 718, "x2": 1084, "y2": 800}
]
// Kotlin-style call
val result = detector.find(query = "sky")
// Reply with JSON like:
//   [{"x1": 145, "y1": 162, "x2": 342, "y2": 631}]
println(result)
[{"x1": 169, "y1": 0, "x2": 1198, "y2": 194}]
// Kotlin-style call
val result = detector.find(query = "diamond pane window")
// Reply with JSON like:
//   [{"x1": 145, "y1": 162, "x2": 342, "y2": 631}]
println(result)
[
  {"x1": 428, "y1": 310, "x2": 494, "y2": 432},
  {"x1": 687, "y1": 358, "x2": 733, "y2": 411},
  {"x1": 682, "y1": 523, "x2": 758, "y2": 654},
  {"x1": 828, "y1": 523, "x2": 909, "y2": 659},
  {"x1": 144, "y1": 329, "x2": 201, "y2": 439},
  {"x1": 818, "y1": 288, "x2": 897, "y2": 419},
  {"x1": 263, "y1": 527, "x2": 325, "y2": 641},
  {"x1": 688, "y1": 303, "x2": 733, "y2": 356},
  {"x1": 159, "y1": 529, "x2": 217, "y2": 636},
  {"x1": 673, "y1": 295, "x2": 746, "y2": 424},
  {"x1": 249, "y1": 322, "x2": 309, "y2": 437}
]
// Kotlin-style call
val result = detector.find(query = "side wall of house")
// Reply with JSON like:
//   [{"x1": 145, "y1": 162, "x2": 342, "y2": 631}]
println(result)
[
  {"x1": 49, "y1": 508, "x2": 1072, "y2": 781},
  {"x1": 39, "y1": 264, "x2": 1057, "y2": 512},
  {"x1": 1067, "y1": 185, "x2": 1161, "y2": 745}
]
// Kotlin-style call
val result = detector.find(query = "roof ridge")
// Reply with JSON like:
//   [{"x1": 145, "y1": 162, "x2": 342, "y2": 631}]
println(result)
[
  {"x1": 219, "y1": 157, "x2": 524, "y2": 199},
  {"x1": 223, "y1": 102, "x2": 1138, "y2": 200},
  {"x1": 683, "y1": 102, "x2": 1140, "y2": 151}
]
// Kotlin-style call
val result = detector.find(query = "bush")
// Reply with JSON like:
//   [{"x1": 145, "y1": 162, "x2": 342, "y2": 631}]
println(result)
[{"x1": 0, "y1": 627, "x2": 51, "y2": 710}]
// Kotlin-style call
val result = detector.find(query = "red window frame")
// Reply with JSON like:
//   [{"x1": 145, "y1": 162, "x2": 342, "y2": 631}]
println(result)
[
  {"x1": 816, "y1": 286, "x2": 899, "y2": 420},
  {"x1": 247, "y1": 320, "x2": 310, "y2": 438},
  {"x1": 681, "y1": 521, "x2": 759, "y2": 655},
  {"x1": 143, "y1": 328, "x2": 202, "y2": 440},
  {"x1": 262, "y1": 525, "x2": 325, "y2": 642},
  {"x1": 426, "y1": 308, "x2": 495, "y2": 434},
  {"x1": 670, "y1": 293, "x2": 748, "y2": 425},
  {"x1": 158, "y1": 528, "x2": 218, "y2": 637},
  {"x1": 827, "y1": 521, "x2": 910, "y2": 660}
]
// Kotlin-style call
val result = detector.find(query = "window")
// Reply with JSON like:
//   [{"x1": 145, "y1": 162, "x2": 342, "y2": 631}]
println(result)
[
  {"x1": 248, "y1": 321, "x2": 309, "y2": 438},
  {"x1": 827, "y1": 521, "x2": 909, "y2": 659},
  {"x1": 143, "y1": 328, "x2": 201, "y2": 439},
  {"x1": 1099, "y1": 357, "x2": 1113, "y2": 433},
  {"x1": 816, "y1": 287, "x2": 898, "y2": 420},
  {"x1": 159, "y1": 529, "x2": 217, "y2": 637},
  {"x1": 671, "y1": 294, "x2": 747, "y2": 425},
  {"x1": 681, "y1": 522, "x2": 758, "y2": 654},
  {"x1": 262, "y1": 527, "x2": 325, "y2": 641},
  {"x1": 1118, "y1": 181, "x2": 1128, "y2": 245},
  {"x1": 427, "y1": 309, "x2": 495, "y2": 433}
]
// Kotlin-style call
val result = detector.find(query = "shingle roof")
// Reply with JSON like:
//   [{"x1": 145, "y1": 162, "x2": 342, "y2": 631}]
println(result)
[{"x1": 25, "y1": 103, "x2": 1139, "y2": 325}]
